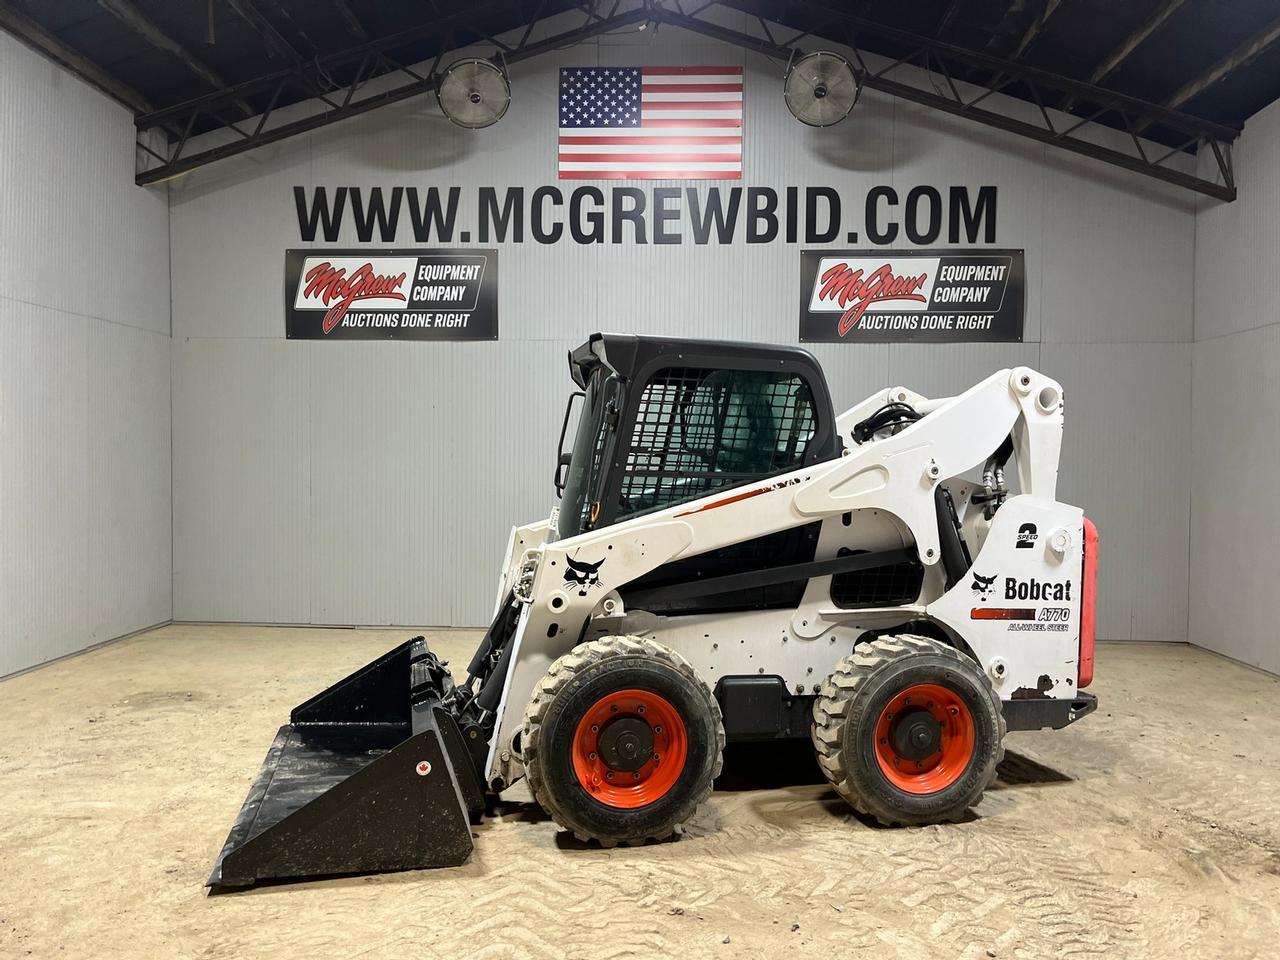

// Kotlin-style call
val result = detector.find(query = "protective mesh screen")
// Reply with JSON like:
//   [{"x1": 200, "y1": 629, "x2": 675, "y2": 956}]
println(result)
[
  {"x1": 829, "y1": 550, "x2": 925, "y2": 608},
  {"x1": 617, "y1": 368, "x2": 816, "y2": 518}
]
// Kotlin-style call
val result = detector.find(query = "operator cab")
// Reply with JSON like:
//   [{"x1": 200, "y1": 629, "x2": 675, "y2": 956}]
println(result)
[{"x1": 554, "y1": 333, "x2": 839, "y2": 541}]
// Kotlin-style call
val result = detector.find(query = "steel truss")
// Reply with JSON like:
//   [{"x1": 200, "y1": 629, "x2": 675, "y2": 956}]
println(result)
[{"x1": 134, "y1": 0, "x2": 1238, "y2": 200}]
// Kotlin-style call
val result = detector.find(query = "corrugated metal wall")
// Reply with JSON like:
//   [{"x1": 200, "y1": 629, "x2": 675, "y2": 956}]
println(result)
[
  {"x1": 168, "y1": 16, "x2": 1195, "y2": 640},
  {"x1": 0, "y1": 33, "x2": 172, "y2": 676},
  {"x1": 1191, "y1": 96, "x2": 1280, "y2": 674}
]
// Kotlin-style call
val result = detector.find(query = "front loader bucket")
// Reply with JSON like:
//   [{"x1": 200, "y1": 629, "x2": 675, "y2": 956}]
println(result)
[{"x1": 208, "y1": 638, "x2": 482, "y2": 891}]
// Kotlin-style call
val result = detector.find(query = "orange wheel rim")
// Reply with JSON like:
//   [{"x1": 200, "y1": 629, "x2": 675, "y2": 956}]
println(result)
[
  {"x1": 874, "y1": 682, "x2": 975, "y2": 795},
  {"x1": 571, "y1": 689, "x2": 688, "y2": 809}
]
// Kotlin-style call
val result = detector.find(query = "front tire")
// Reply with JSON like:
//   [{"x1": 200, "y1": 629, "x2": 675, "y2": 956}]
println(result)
[
  {"x1": 812, "y1": 634, "x2": 1004, "y2": 825},
  {"x1": 522, "y1": 636, "x2": 724, "y2": 846}
]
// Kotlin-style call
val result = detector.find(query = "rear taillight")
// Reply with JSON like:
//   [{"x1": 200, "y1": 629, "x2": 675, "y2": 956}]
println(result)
[{"x1": 1079, "y1": 518, "x2": 1098, "y2": 688}]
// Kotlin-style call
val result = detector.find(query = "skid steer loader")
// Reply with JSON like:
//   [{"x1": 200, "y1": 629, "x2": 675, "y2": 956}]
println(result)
[{"x1": 208, "y1": 333, "x2": 1099, "y2": 889}]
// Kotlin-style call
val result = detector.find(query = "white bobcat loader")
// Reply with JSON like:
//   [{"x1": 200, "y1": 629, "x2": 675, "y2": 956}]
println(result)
[{"x1": 209, "y1": 333, "x2": 1098, "y2": 889}]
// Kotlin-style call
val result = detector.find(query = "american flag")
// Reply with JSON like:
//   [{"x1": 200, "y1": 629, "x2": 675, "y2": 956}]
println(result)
[{"x1": 558, "y1": 66, "x2": 743, "y2": 179}]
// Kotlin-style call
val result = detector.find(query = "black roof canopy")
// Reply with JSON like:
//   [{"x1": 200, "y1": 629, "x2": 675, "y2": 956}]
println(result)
[{"x1": 2, "y1": 0, "x2": 1273, "y2": 198}]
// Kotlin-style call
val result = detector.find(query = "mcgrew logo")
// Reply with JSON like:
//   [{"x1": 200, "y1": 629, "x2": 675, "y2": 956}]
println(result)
[
  {"x1": 302, "y1": 261, "x2": 408, "y2": 333},
  {"x1": 816, "y1": 262, "x2": 929, "y2": 336}
]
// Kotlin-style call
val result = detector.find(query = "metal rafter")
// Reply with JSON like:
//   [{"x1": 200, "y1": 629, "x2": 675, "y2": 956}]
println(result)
[
  {"x1": 96, "y1": 0, "x2": 256, "y2": 116},
  {"x1": 1010, "y1": 0, "x2": 1061, "y2": 60},
  {"x1": 1060, "y1": 0, "x2": 1187, "y2": 114},
  {"x1": 740, "y1": 0, "x2": 1236, "y2": 198},
  {"x1": 1153, "y1": 12, "x2": 1280, "y2": 116},
  {"x1": 226, "y1": 0, "x2": 301, "y2": 63},
  {"x1": 135, "y1": 2, "x2": 639, "y2": 184},
  {"x1": 935, "y1": 0, "x2": 963, "y2": 38},
  {"x1": 133, "y1": 0, "x2": 1239, "y2": 200},
  {"x1": 328, "y1": 0, "x2": 368, "y2": 40},
  {"x1": 0, "y1": 0, "x2": 154, "y2": 113}
]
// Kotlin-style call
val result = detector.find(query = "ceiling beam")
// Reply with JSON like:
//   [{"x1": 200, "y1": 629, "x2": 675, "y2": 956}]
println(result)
[
  {"x1": 95, "y1": 0, "x2": 256, "y2": 116},
  {"x1": 1162, "y1": 12, "x2": 1280, "y2": 112},
  {"x1": 1060, "y1": 0, "x2": 1186, "y2": 113},
  {"x1": 136, "y1": 4, "x2": 645, "y2": 185},
  {"x1": 134, "y1": 0, "x2": 1239, "y2": 200},
  {"x1": 1135, "y1": 10, "x2": 1280, "y2": 133},
  {"x1": 0, "y1": 0, "x2": 154, "y2": 113},
  {"x1": 1091, "y1": 0, "x2": 1186, "y2": 87},
  {"x1": 328, "y1": 0, "x2": 368, "y2": 40},
  {"x1": 769, "y1": 0, "x2": 1234, "y2": 136},
  {"x1": 935, "y1": 0, "x2": 964, "y2": 37},
  {"x1": 257, "y1": 0, "x2": 323, "y2": 56},
  {"x1": 135, "y1": 0, "x2": 540, "y2": 129},
  {"x1": 663, "y1": 4, "x2": 1235, "y2": 200},
  {"x1": 225, "y1": 0, "x2": 301, "y2": 63},
  {"x1": 1009, "y1": 0, "x2": 1062, "y2": 60}
]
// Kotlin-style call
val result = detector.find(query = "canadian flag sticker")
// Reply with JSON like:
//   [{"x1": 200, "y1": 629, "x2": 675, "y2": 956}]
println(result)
[{"x1": 415, "y1": 760, "x2": 432, "y2": 777}]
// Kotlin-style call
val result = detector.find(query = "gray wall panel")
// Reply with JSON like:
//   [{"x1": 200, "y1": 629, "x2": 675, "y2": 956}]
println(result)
[
  {"x1": 1041, "y1": 155, "x2": 1195, "y2": 344},
  {"x1": 887, "y1": 342, "x2": 1042, "y2": 400},
  {"x1": 890, "y1": 101, "x2": 1047, "y2": 344},
  {"x1": 0, "y1": 302, "x2": 89, "y2": 675},
  {"x1": 0, "y1": 32, "x2": 169, "y2": 336},
  {"x1": 0, "y1": 36, "x2": 171, "y2": 676},
  {"x1": 168, "y1": 25, "x2": 1196, "y2": 641},
  {"x1": 171, "y1": 338, "x2": 310, "y2": 623},
  {"x1": 169, "y1": 134, "x2": 315, "y2": 341},
  {"x1": 86, "y1": 320, "x2": 172, "y2": 644},
  {"x1": 1189, "y1": 325, "x2": 1280, "y2": 673},
  {"x1": 1195, "y1": 100, "x2": 1280, "y2": 343},
  {"x1": 1190, "y1": 97, "x2": 1280, "y2": 673},
  {"x1": 0, "y1": 302, "x2": 171, "y2": 676},
  {"x1": 1042, "y1": 342, "x2": 1191, "y2": 642}
]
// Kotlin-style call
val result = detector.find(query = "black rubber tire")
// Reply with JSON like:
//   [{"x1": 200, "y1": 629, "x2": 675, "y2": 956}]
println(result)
[
  {"x1": 812, "y1": 634, "x2": 1005, "y2": 826},
  {"x1": 521, "y1": 636, "x2": 724, "y2": 846}
]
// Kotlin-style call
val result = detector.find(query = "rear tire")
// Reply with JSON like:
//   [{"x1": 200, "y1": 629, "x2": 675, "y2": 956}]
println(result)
[
  {"x1": 522, "y1": 636, "x2": 724, "y2": 846},
  {"x1": 812, "y1": 634, "x2": 1004, "y2": 825}
]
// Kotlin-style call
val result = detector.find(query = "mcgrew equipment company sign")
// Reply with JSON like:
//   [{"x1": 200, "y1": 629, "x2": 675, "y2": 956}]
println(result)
[
  {"x1": 800, "y1": 249, "x2": 1025, "y2": 343},
  {"x1": 284, "y1": 248, "x2": 498, "y2": 340}
]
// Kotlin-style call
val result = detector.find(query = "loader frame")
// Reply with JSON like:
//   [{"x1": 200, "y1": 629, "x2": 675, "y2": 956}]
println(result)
[
  {"x1": 208, "y1": 333, "x2": 1098, "y2": 889},
  {"x1": 479, "y1": 338, "x2": 1091, "y2": 790}
]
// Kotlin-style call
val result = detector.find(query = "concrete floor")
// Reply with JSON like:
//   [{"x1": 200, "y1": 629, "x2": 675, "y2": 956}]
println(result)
[{"x1": 1, "y1": 626, "x2": 1278, "y2": 960}]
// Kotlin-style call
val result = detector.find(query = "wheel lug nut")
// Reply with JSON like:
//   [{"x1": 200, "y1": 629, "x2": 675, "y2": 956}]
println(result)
[
  {"x1": 926, "y1": 701, "x2": 934, "y2": 709},
  {"x1": 610, "y1": 705, "x2": 619, "y2": 712},
  {"x1": 637, "y1": 705, "x2": 645, "y2": 714},
  {"x1": 588, "y1": 752, "x2": 596, "y2": 760},
  {"x1": 591, "y1": 724, "x2": 599, "y2": 732},
  {"x1": 632, "y1": 772, "x2": 640, "y2": 780},
  {"x1": 654, "y1": 725, "x2": 663, "y2": 734},
  {"x1": 606, "y1": 771, "x2": 614, "y2": 779},
  {"x1": 948, "y1": 706, "x2": 959, "y2": 717}
]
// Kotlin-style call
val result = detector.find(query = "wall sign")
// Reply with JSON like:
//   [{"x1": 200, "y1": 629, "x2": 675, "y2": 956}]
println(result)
[
  {"x1": 292, "y1": 185, "x2": 998, "y2": 247},
  {"x1": 284, "y1": 248, "x2": 498, "y2": 340},
  {"x1": 800, "y1": 249, "x2": 1025, "y2": 343}
]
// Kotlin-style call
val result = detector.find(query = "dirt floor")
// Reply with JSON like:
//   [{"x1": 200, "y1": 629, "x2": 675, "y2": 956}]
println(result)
[{"x1": 2, "y1": 626, "x2": 1279, "y2": 960}]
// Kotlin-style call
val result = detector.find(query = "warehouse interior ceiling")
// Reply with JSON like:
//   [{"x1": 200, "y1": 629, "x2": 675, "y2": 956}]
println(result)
[{"x1": 2, "y1": 0, "x2": 1279, "y2": 197}]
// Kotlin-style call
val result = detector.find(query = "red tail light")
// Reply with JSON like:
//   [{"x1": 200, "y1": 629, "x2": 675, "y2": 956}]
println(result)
[{"x1": 1079, "y1": 518, "x2": 1098, "y2": 688}]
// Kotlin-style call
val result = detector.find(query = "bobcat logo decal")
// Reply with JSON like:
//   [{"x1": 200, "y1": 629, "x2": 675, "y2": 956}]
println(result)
[
  {"x1": 970, "y1": 572, "x2": 998, "y2": 601},
  {"x1": 563, "y1": 555, "x2": 605, "y2": 597}
]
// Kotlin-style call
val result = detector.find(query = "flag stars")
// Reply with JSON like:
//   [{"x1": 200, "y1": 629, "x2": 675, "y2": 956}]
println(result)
[{"x1": 559, "y1": 66, "x2": 643, "y2": 127}]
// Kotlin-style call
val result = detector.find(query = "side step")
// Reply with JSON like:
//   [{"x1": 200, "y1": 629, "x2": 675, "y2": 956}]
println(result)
[{"x1": 208, "y1": 638, "x2": 481, "y2": 890}]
